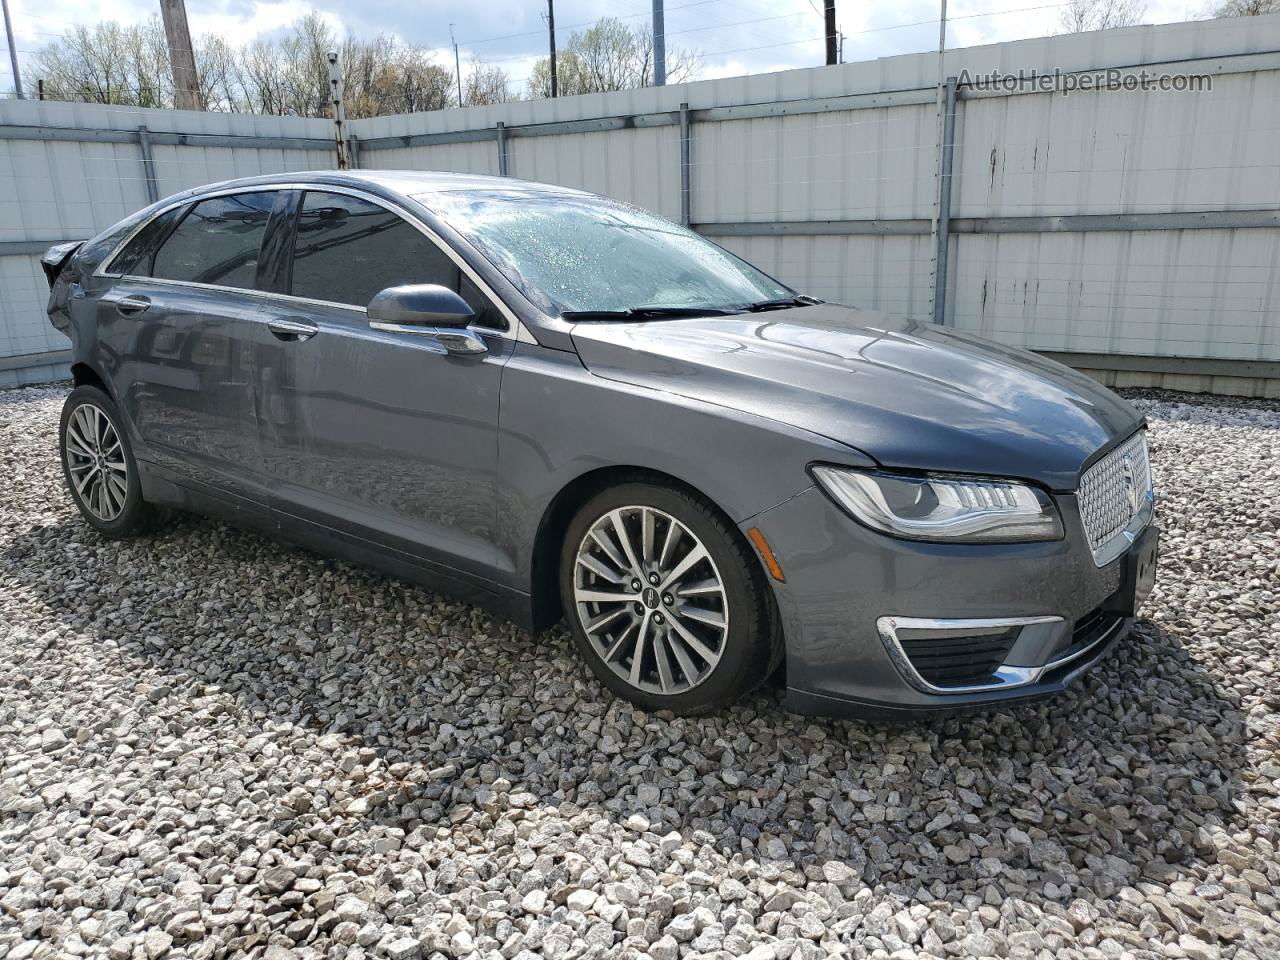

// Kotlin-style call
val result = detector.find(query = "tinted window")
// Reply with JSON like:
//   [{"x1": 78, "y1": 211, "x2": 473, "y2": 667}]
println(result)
[
  {"x1": 105, "y1": 206, "x2": 185, "y2": 277},
  {"x1": 291, "y1": 192, "x2": 461, "y2": 309},
  {"x1": 152, "y1": 192, "x2": 276, "y2": 289}
]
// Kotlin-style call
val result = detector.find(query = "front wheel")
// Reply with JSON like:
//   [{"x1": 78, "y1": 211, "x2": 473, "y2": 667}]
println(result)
[
  {"x1": 560, "y1": 482, "x2": 781, "y2": 714},
  {"x1": 60, "y1": 385, "x2": 169, "y2": 538}
]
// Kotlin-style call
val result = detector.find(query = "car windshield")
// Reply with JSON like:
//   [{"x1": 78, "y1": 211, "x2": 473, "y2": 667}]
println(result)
[{"x1": 421, "y1": 190, "x2": 794, "y2": 318}]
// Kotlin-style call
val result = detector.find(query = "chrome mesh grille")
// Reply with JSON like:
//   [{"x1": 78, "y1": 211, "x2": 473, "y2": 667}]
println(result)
[{"x1": 1077, "y1": 432, "x2": 1152, "y2": 554}]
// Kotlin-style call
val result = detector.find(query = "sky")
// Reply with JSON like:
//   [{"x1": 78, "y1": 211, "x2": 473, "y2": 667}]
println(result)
[{"x1": 1, "y1": 0, "x2": 1216, "y2": 98}]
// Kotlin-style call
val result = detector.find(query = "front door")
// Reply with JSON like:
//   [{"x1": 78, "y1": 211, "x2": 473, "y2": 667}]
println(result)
[
  {"x1": 257, "y1": 188, "x2": 514, "y2": 579},
  {"x1": 96, "y1": 190, "x2": 283, "y2": 507}
]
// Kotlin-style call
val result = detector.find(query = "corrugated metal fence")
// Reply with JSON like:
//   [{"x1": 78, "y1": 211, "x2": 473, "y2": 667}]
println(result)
[{"x1": 3, "y1": 14, "x2": 1279, "y2": 394}]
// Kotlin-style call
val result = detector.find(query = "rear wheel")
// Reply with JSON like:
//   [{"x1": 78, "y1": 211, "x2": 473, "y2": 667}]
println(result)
[
  {"x1": 60, "y1": 385, "x2": 169, "y2": 538},
  {"x1": 560, "y1": 482, "x2": 781, "y2": 714}
]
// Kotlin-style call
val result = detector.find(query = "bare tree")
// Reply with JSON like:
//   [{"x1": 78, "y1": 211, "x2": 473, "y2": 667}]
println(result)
[
  {"x1": 196, "y1": 35, "x2": 241, "y2": 112},
  {"x1": 1059, "y1": 0, "x2": 1147, "y2": 32},
  {"x1": 276, "y1": 12, "x2": 335, "y2": 116},
  {"x1": 31, "y1": 13, "x2": 486, "y2": 117},
  {"x1": 381, "y1": 47, "x2": 455, "y2": 114},
  {"x1": 239, "y1": 37, "x2": 290, "y2": 114},
  {"x1": 464, "y1": 58, "x2": 514, "y2": 106},
  {"x1": 527, "y1": 16, "x2": 698, "y2": 98},
  {"x1": 34, "y1": 23, "x2": 156, "y2": 105},
  {"x1": 1213, "y1": 0, "x2": 1279, "y2": 13}
]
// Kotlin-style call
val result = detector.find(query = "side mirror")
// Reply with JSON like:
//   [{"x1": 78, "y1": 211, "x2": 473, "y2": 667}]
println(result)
[{"x1": 367, "y1": 284, "x2": 475, "y2": 329}]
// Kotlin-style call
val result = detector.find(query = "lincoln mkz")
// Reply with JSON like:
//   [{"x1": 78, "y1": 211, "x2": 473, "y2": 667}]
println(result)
[{"x1": 43, "y1": 171, "x2": 1159, "y2": 717}]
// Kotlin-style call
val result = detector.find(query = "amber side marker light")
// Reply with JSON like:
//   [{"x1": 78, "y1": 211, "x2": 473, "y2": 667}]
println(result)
[{"x1": 746, "y1": 527, "x2": 786, "y2": 582}]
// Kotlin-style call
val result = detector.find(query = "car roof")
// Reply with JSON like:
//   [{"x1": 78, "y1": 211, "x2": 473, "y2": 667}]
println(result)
[{"x1": 178, "y1": 169, "x2": 595, "y2": 202}]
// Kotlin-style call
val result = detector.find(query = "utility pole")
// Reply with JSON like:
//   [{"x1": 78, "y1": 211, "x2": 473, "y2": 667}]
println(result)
[
  {"x1": 547, "y1": 0, "x2": 558, "y2": 98},
  {"x1": 159, "y1": 0, "x2": 201, "y2": 110},
  {"x1": 652, "y1": 0, "x2": 666, "y2": 86},
  {"x1": 2, "y1": 0, "x2": 24, "y2": 99},
  {"x1": 824, "y1": 0, "x2": 837, "y2": 66},
  {"x1": 451, "y1": 24, "x2": 463, "y2": 108},
  {"x1": 326, "y1": 51, "x2": 349, "y2": 171}
]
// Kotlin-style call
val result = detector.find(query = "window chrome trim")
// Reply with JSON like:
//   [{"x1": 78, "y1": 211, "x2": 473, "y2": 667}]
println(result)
[{"x1": 92, "y1": 181, "x2": 534, "y2": 342}]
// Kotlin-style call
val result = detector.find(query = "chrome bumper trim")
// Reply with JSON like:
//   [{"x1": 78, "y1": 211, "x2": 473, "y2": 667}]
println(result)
[{"x1": 877, "y1": 612, "x2": 1124, "y2": 696}]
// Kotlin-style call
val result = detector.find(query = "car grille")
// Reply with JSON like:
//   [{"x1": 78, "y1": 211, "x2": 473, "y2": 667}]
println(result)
[
  {"x1": 898, "y1": 629, "x2": 1019, "y2": 689},
  {"x1": 1077, "y1": 431, "x2": 1152, "y2": 559}
]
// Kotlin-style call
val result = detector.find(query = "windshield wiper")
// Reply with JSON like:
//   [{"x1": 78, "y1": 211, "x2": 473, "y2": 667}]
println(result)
[
  {"x1": 561, "y1": 305, "x2": 742, "y2": 322},
  {"x1": 745, "y1": 295, "x2": 822, "y2": 312}
]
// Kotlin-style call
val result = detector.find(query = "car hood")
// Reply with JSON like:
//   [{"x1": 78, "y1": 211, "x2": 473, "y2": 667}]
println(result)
[{"x1": 569, "y1": 304, "x2": 1143, "y2": 491}]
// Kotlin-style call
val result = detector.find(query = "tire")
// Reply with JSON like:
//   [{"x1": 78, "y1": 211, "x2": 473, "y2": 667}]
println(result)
[
  {"x1": 59, "y1": 385, "x2": 169, "y2": 538},
  {"x1": 560, "y1": 481, "x2": 782, "y2": 714}
]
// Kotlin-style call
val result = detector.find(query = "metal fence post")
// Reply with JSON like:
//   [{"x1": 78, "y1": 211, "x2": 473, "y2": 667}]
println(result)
[
  {"x1": 136, "y1": 126, "x2": 160, "y2": 204},
  {"x1": 496, "y1": 122, "x2": 508, "y2": 176},
  {"x1": 326, "y1": 51, "x2": 349, "y2": 170},
  {"x1": 348, "y1": 133, "x2": 360, "y2": 169},
  {"x1": 679, "y1": 102, "x2": 691, "y2": 227},
  {"x1": 932, "y1": 76, "x2": 958, "y2": 326}
]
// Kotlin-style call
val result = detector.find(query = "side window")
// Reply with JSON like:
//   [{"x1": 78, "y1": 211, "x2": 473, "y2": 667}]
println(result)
[
  {"x1": 105, "y1": 206, "x2": 185, "y2": 277},
  {"x1": 291, "y1": 191, "x2": 459, "y2": 307},
  {"x1": 290, "y1": 191, "x2": 505, "y2": 329},
  {"x1": 152, "y1": 192, "x2": 276, "y2": 289}
]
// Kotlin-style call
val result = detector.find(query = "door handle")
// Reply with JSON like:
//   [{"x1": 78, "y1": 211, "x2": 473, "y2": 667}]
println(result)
[
  {"x1": 268, "y1": 317, "x2": 318, "y2": 342},
  {"x1": 115, "y1": 294, "x2": 151, "y2": 316}
]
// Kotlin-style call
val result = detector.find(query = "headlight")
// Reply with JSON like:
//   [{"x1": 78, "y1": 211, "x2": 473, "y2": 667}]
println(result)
[{"x1": 810, "y1": 465, "x2": 1063, "y2": 543}]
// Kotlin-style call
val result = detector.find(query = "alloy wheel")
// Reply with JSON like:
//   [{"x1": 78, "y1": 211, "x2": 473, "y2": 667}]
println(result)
[
  {"x1": 572, "y1": 505, "x2": 729, "y2": 694},
  {"x1": 64, "y1": 402, "x2": 129, "y2": 521}
]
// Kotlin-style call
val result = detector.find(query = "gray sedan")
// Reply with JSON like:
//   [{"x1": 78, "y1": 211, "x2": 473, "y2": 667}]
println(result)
[{"x1": 43, "y1": 171, "x2": 1158, "y2": 718}]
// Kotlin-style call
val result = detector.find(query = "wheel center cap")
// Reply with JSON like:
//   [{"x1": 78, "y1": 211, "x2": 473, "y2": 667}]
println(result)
[{"x1": 642, "y1": 587, "x2": 660, "y2": 610}]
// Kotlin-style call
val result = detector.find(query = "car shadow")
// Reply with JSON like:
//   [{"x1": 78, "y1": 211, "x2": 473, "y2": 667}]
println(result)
[{"x1": 3, "y1": 510, "x2": 1251, "y2": 922}]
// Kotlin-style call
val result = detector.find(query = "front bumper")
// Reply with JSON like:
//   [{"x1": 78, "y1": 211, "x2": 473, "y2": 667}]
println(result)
[{"x1": 745, "y1": 486, "x2": 1156, "y2": 720}]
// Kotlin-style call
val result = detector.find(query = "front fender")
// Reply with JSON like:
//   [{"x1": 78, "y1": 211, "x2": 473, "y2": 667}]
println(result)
[{"x1": 495, "y1": 342, "x2": 874, "y2": 590}]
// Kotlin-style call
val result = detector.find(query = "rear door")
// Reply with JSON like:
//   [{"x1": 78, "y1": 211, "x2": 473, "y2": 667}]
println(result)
[
  {"x1": 95, "y1": 190, "x2": 285, "y2": 508},
  {"x1": 255, "y1": 188, "x2": 515, "y2": 580}
]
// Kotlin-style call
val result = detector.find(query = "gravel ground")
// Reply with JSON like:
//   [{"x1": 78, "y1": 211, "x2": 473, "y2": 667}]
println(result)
[{"x1": 1, "y1": 383, "x2": 1278, "y2": 960}]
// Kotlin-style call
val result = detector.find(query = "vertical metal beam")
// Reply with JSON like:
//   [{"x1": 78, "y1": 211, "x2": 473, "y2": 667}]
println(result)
[
  {"x1": 927, "y1": 0, "x2": 949, "y2": 323},
  {"x1": 137, "y1": 126, "x2": 160, "y2": 204},
  {"x1": 932, "y1": 76, "x2": 958, "y2": 326},
  {"x1": 496, "y1": 122, "x2": 508, "y2": 176},
  {"x1": 679, "y1": 102, "x2": 691, "y2": 226},
  {"x1": 348, "y1": 133, "x2": 360, "y2": 170},
  {"x1": 2, "y1": 0, "x2": 22, "y2": 99},
  {"x1": 653, "y1": 0, "x2": 666, "y2": 86}
]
